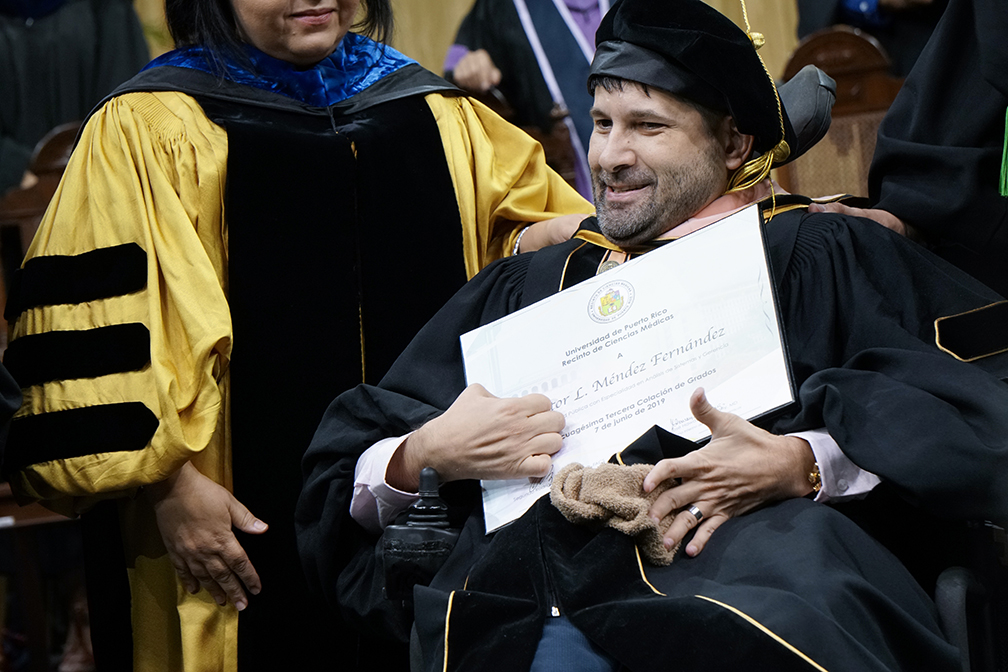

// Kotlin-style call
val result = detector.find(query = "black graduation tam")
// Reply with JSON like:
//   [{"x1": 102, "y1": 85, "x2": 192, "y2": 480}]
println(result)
[{"x1": 591, "y1": 0, "x2": 795, "y2": 157}]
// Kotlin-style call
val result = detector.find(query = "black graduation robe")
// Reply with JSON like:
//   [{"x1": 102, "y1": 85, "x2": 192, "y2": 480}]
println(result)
[
  {"x1": 869, "y1": 0, "x2": 1008, "y2": 297},
  {"x1": 297, "y1": 201, "x2": 1008, "y2": 671}
]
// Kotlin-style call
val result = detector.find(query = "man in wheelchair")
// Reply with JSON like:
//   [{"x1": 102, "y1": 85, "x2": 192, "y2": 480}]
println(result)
[{"x1": 298, "y1": 1, "x2": 1008, "y2": 669}]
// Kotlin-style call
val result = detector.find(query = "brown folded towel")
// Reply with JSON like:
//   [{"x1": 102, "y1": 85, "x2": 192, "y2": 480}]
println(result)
[{"x1": 550, "y1": 462, "x2": 678, "y2": 566}]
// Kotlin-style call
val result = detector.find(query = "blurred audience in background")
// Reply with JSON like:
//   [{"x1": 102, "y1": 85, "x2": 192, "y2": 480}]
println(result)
[
  {"x1": 0, "y1": 0, "x2": 149, "y2": 194},
  {"x1": 797, "y1": 0, "x2": 947, "y2": 76},
  {"x1": 444, "y1": 0, "x2": 606, "y2": 199}
]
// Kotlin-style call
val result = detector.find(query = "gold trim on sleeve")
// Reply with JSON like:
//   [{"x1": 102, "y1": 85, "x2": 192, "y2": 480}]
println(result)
[{"x1": 934, "y1": 300, "x2": 1008, "y2": 362}]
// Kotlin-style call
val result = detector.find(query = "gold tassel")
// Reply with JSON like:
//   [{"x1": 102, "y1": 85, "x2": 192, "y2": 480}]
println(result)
[{"x1": 725, "y1": 0, "x2": 790, "y2": 211}]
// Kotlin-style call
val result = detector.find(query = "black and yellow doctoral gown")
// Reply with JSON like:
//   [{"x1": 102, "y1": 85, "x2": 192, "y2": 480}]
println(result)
[
  {"x1": 297, "y1": 200, "x2": 1008, "y2": 671},
  {"x1": 0, "y1": 34, "x2": 591, "y2": 672}
]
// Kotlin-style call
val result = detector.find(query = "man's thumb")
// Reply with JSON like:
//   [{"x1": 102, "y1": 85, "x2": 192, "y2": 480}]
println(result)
[{"x1": 689, "y1": 388, "x2": 725, "y2": 434}]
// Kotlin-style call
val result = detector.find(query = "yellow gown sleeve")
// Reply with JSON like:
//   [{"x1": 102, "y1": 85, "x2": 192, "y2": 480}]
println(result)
[
  {"x1": 6, "y1": 91, "x2": 232, "y2": 515},
  {"x1": 425, "y1": 93, "x2": 594, "y2": 277}
]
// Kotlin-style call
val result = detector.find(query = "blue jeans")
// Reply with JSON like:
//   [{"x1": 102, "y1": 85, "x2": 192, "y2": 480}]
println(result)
[{"x1": 528, "y1": 615, "x2": 621, "y2": 672}]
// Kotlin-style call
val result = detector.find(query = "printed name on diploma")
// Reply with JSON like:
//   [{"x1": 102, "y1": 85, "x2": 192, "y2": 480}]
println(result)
[{"x1": 461, "y1": 204, "x2": 795, "y2": 532}]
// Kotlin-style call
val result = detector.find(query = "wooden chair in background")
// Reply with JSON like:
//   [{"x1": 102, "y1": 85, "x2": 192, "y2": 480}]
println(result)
[
  {"x1": 775, "y1": 26, "x2": 903, "y2": 199},
  {"x1": 0, "y1": 121, "x2": 81, "y2": 353}
]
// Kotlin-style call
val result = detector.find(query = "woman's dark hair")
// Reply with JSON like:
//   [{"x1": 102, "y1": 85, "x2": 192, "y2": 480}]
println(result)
[{"x1": 165, "y1": 0, "x2": 394, "y2": 64}]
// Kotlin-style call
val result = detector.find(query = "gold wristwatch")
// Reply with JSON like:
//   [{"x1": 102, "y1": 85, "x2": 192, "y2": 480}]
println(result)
[{"x1": 808, "y1": 462, "x2": 822, "y2": 494}]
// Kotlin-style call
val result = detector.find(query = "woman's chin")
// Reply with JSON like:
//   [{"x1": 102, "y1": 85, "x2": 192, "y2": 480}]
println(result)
[
  {"x1": 255, "y1": 35, "x2": 346, "y2": 68},
  {"x1": 281, "y1": 47, "x2": 337, "y2": 68}
]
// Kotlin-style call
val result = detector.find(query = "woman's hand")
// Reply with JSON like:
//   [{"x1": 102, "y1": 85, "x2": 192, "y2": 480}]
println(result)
[
  {"x1": 515, "y1": 214, "x2": 588, "y2": 253},
  {"x1": 145, "y1": 461, "x2": 268, "y2": 611},
  {"x1": 386, "y1": 383, "x2": 565, "y2": 491},
  {"x1": 643, "y1": 388, "x2": 815, "y2": 558}
]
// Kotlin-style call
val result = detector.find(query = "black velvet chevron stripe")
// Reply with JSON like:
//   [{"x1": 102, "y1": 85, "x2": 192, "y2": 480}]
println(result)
[
  {"x1": 4, "y1": 323, "x2": 151, "y2": 388},
  {"x1": 2, "y1": 402, "x2": 159, "y2": 472},
  {"x1": 4, "y1": 243, "x2": 147, "y2": 322}
]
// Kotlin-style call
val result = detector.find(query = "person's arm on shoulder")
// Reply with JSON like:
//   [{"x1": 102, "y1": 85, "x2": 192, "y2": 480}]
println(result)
[
  {"x1": 808, "y1": 201, "x2": 919, "y2": 239},
  {"x1": 511, "y1": 214, "x2": 587, "y2": 254},
  {"x1": 423, "y1": 93, "x2": 593, "y2": 276}
]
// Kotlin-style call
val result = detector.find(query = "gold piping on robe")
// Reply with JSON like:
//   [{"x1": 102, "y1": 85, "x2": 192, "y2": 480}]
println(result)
[
  {"x1": 635, "y1": 546, "x2": 666, "y2": 596},
  {"x1": 558, "y1": 240, "x2": 590, "y2": 290},
  {"x1": 359, "y1": 303, "x2": 366, "y2": 382},
  {"x1": 443, "y1": 590, "x2": 456, "y2": 672},
  {"x1": 695, "y1": 595, "x2": 829, "y2": 671}
]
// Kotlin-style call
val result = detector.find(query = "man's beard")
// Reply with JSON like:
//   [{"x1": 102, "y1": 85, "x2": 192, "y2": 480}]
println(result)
[{"x1": 593, "y1": 145, "x2": 724, "y2": 248}]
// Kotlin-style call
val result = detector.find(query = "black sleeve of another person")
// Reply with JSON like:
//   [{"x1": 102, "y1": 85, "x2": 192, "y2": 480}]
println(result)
[{"x1": 869, "y1": 0, "x2": 1008, "y2": 296}]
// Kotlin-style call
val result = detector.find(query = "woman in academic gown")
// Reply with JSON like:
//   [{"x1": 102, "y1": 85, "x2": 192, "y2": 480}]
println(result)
[{"x1": 0, "y1": 0, "x2": 592, "y2": 670}]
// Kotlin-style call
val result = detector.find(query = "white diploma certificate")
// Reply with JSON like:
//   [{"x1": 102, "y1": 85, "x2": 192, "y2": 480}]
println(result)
[{"x1": 461, "y1": 204, "x2": 794, "y2": 532}]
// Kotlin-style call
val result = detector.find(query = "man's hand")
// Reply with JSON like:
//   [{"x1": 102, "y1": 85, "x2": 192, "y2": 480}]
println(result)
[
  {"x1": 386, "y1": 384, "x2": 565, "y2": 491},
  {"x1": 643, "y1": 388, "x2": 815, "y2": 558},
  {"x1": 145, "y1": 461, "x2": 268, "y2": 611},
  {"x1": 451, "y1": 49, "x2": 502, "y2": 93},
  {"x1": 808, "y1": 202, "x2": 910, "y2": 236}
]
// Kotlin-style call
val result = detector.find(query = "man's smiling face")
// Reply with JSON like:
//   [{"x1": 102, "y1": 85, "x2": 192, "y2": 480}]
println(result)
[{"x1": 588, "y1": 81, "x2": 731, "y2": 247}]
